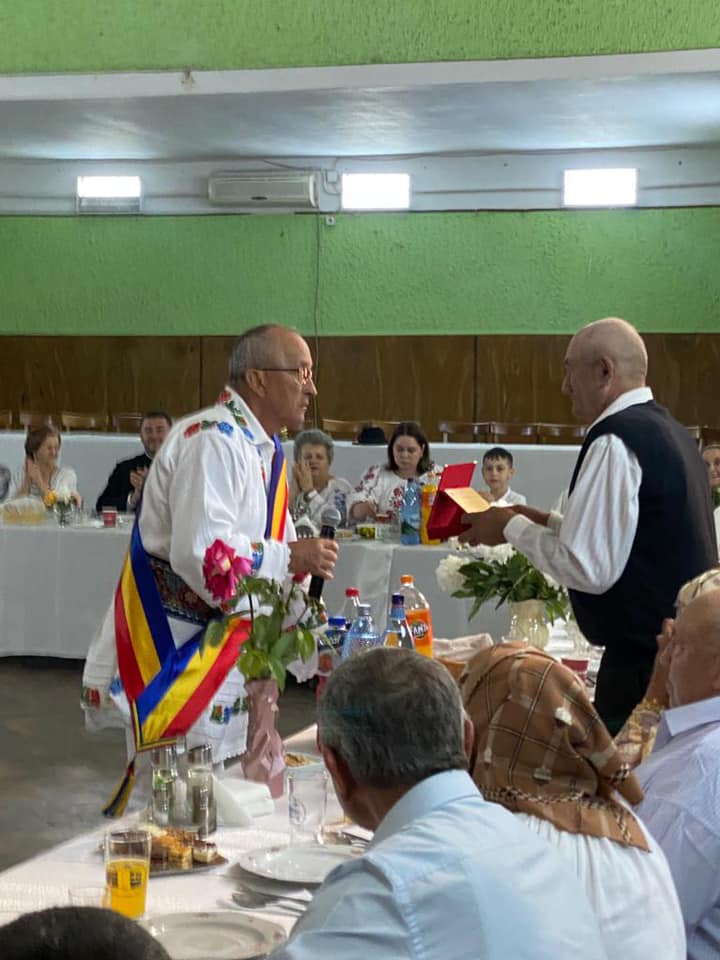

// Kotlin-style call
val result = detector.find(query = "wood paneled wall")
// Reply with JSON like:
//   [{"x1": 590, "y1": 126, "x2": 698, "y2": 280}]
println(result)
[{"x1": 1, "y1": 333, "x2": 719, "y2": 438}]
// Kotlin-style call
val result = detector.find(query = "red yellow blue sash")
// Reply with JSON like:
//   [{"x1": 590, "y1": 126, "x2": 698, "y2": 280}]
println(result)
[{"x1": 103, "y1": 433, "x2": 288, "y2": 817}]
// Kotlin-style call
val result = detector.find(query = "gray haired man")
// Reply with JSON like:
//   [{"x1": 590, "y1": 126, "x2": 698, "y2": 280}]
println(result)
[{"x1": 270, "y1": 648, "x2": 608, "y2": 960}]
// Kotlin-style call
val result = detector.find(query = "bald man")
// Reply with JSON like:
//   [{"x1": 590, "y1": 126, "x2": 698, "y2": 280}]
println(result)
[
  {"x1": 461, "y1": 318, "x2": 716, "y2": 732},
  {"x1": 635, "y1": 590, "x2": 720, "y2": 959}
]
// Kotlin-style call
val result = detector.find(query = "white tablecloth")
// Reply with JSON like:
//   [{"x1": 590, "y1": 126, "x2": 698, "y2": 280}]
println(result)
[
  {"x1": 0, "y1": 432, "x2": 580, "y2": 513},
  {"x1": 0, "y1": 520, "x2": 130, "y2": 658},
  {"x1": 0, "y1": 727, "x2": 319, "y2": 934}
]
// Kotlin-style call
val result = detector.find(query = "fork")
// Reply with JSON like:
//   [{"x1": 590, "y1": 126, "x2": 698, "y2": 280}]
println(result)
[{"x1": 231, "y1": 890, "x2": 306, "y2": 916}]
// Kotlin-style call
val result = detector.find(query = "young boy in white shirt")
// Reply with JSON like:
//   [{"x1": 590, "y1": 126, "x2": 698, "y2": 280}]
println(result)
[{"x1": 480, "y1": 447, "x2": 527, "y2": 505}]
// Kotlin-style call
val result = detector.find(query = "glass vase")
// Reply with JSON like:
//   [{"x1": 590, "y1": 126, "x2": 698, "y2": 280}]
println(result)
[{"x1": 506, "y1": 599, "x2": 549, "y2": 649}]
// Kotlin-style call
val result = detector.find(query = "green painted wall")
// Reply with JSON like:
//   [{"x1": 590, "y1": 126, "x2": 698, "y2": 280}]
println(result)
[
  {"x1": 1, "y1": 0, "x2": 719, "y2": 74},
  {"x1": 2, "y1": 209, "x2": 718, "y2": 335}
]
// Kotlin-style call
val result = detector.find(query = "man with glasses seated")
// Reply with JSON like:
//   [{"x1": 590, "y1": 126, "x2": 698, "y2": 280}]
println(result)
[{"x1": 82, "y1": 324, "x2": 337, "y2": 774}]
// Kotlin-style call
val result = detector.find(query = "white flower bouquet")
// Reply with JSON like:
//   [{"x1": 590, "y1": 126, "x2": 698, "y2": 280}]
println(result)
[{"x1": 436, "y1": 539, "x2": 568, "y2": 623}]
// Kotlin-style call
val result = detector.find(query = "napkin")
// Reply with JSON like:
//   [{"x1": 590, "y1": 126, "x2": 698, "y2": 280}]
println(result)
[
  {"x1": 213, "y1": 775, "x2": 275, "y2": 827},
  {"x1": 433, "y1": 634, "x2": 493, "y2": 661}
]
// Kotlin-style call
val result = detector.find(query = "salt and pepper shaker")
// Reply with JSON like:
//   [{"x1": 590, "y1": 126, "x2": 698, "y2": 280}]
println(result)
[
  {"x1": 150, "y1": 744, "x2": 178, "y2": 826},
  {"x1": 186, "y1": 744, "x2": 217, "y2": 836}
]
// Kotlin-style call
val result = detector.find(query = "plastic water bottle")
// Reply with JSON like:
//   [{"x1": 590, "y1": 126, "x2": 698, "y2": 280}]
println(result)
[
  {"x1": 316, "y1": 616, "x2": 347, "y2": 698},
  {"x1": 400, "y1": 479, "x2": 421, "y2": 545},
  {"x1": 397, "y1": 574, "x2": 434, "y2": 657},
  {"x1": 342, "y1": 604, "x2": 382, "y2": 660},
  {"x1": 335, "y1": 587, "x2": 361, "y2": 626},
  {"x1": 382, "y1": 594, "x2": 415, "y2": 650}
]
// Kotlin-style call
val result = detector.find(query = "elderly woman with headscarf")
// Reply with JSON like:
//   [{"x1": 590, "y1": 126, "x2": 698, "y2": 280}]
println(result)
[
  {"x1": 461, "y1": 642, "x2": 685, "y2": 960},
  {"x1": 289, "y1": 428, "x2": 352, "y2": 532}
]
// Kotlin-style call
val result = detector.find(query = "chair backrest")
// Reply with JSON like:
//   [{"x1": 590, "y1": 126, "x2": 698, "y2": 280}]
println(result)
[
  {"x1": 322, "y1": 418, "x2": 372, "y2": 439},
  {"x1": 0, "y1": 409, "x2": 12, "y2": 429},
  {"x1": 112, "y1": 412, "x2": 144, "y2": 433},
  {"x1": 19, "y1": 410, "x2": 54, "y2": 429},
  {"x1": 437, "y1": 420, "x2": 489, "y2": 443},
  {"x1": 60, "y1": 411, "x2": 109, "y2": 432},
  {"x1": 537, "y1": 423, "x2": 587, "y2": 445},
  {"x1": 488, "y1": 422, "x2": 539, "y2": 444}
]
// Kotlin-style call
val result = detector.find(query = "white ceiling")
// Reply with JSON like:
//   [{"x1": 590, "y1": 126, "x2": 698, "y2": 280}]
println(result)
[{"x1": 1, "y1": 49, "x2": 719, "y2": 212}]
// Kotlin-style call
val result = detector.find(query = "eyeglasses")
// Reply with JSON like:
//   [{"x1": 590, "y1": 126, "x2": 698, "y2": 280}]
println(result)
[{"x1": 257, "y1": 366, "x2": 314, "y2": 385}]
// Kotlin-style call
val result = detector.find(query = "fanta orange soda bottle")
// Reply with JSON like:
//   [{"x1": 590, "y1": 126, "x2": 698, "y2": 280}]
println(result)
[{"x1": 398, "y1": 574, "x2": 433, "y2": 657}]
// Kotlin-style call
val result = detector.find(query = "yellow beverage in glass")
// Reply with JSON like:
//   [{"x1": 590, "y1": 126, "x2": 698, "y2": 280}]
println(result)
[
  {"x1": 105, "y1": 858, "x2": 149, "y2": 919},
  {"x1": 104, "y1": 829, "x2": 151, "y2": 920}
]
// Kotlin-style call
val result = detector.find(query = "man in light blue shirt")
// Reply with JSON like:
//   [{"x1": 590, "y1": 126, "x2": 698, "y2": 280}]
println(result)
[
  {"x1": 271, "y1": 648, "x2": 608, "y2": 960},
  {"x1": 636, "y1": 589, "x2": 720, "y2": 960}
]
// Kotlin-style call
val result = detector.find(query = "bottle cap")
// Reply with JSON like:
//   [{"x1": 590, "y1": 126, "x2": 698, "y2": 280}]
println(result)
[
  {"x1": 357, "y1": 603, "x2": 371, "y2": 614},
  {"x1": 400, "y1": 575, "x2": 414, "y2": 584},
  {"x1": 346, "y1": 587, "x2": 360, "y2": 597},
  {"x1": 391, "y1": 593, "x2": 405, "y2": 605},
  {"x1": 328, "y1": 616, "x2": 347, "y2": 627}
]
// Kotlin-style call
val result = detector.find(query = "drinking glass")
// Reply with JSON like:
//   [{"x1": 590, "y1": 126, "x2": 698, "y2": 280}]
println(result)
[
  {"x1": 287, "y1": 766, "x2": 328, "y2": 845},
  {"x1": 104, "y1": 829, "x2": 151, "y2": 919}
]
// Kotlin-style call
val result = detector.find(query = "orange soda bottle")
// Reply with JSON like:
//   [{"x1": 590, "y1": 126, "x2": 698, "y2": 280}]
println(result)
[
  {"x1": 420, "y1": 475, "x2": 440, "y2": 545},
  {"x1": 398, "y1": 574, "x2": 433, "y2": 657}
]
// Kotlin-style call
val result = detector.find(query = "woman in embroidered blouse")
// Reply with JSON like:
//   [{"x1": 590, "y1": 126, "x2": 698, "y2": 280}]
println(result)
[
  {"x1": 8, "y1": 425, "x2": 80, "y2": 504},
  {"x1": 348, "y1": 421, "x2": 435, "y2": 525},
  {"x1": 289, "y1": 429, "x2": 352, "y2": 530}
]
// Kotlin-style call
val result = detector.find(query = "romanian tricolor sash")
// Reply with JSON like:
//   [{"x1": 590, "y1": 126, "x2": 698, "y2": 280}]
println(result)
[{"x1": 103, "y1": 433, "x2": 288, "y2": 816}]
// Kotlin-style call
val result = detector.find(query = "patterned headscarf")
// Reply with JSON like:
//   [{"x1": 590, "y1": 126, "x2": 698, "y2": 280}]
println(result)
[{"x1": 461, "y1": 643, "x2": 649, "y2": 850}]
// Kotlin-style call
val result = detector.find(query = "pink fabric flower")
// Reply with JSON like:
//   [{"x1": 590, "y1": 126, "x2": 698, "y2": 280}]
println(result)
[{"x1": 203, "y1": 539, "x2": 252, "y2": 603}]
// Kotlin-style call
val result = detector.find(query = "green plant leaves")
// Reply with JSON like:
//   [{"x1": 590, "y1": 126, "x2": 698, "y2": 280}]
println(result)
[{"x1": 451, "y1": 552, "x2": 569, "y2": 623}]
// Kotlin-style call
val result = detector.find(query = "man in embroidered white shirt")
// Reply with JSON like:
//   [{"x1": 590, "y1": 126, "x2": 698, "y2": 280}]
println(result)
[
  {"x1": 460, "y1": 317, "x2": 716, "y2": 733},
  {"x1": 635, "y1": 589, "x2": 720, "y2": 960},
  {"x1": 82, "y1": 324, "x2": 338, "y2": 766}
]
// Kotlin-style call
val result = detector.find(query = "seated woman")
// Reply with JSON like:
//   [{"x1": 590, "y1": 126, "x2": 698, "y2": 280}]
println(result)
[
  {"x1": 289, "y1": 428, "x2": 352, "y2": 530},
  {"x1": 702, "y1": 444, "x2": 720, "y2": 551},
  {"x1": 461, "y1": 643, "x2": 685, "y2": 960},
  {"x1": 7, "y1": 425, "x2": 80, "y2": 505},
  {"x1": 348, "y1": 421, "x2": 435, "y2": 525}
]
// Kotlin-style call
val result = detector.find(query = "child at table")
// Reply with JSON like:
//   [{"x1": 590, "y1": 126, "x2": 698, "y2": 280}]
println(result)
[{"x1": 479, "y1": 447, "x2": 527, "y2": 505}]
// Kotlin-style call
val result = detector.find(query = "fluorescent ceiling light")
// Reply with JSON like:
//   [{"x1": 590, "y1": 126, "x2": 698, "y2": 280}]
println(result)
[
  {"x1": 77, "y1": 176, "x2": 142, "y2": 199},
  {"x1": 341, "y1": 173, "x2": 411, "y2": 210},
  {"x1": 563, "y1": 168, "x2": 637, "y2": 207}
]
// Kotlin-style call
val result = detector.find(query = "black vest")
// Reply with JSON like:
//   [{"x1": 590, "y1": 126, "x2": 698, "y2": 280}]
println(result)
[{"x1": 568, "y1": 400, "x2": 716, "y2": 666}]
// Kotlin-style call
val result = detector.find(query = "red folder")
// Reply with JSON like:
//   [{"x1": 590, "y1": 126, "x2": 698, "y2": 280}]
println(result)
[{"x1": 426, "y1": 462, "x2": 490, "y2": 541}]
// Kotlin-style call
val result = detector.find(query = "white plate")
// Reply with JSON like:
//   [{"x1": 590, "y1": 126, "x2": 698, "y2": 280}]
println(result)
[
  {"x1": 238, "y1": 844, "x2": 358, "y2": 884},
  {"x1": 232, "y1": 866, "x2": 314, "y2": 899},
  {"x1": 141, "y1": 911, "x2": 285, "y2": 959}
]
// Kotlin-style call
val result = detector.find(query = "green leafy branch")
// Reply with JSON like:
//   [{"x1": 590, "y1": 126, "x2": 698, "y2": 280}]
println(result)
[
  {"x1": 451, "y1": 551, "x2": 569, "y2": 623},
  {"x1": 203, "y1": 576, "x2": 322, "y2": 691}
]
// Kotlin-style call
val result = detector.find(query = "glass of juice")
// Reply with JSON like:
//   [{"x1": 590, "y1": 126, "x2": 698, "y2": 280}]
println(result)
[{"x1": 104, "y1": 829, "x2": 151, "y2": 919}]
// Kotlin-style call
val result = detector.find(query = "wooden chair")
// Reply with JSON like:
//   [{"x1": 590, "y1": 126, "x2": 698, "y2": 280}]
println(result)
[
  {"x1": 19, "y1": 411, "x2": 54, "y2": 429},
  {"x1": 112, "y1": 412, "x2": 144, "y2": 433},
  {"x1": 701, "y1": 426, "x2": 720, "y2": 448},
  {"x1": 60, "y1": 411, "x2": 109, "y2": 432},
  {"x1": 437, "y1": 421, "x2": 490, "y2": 442},
  {"x1": 488, "y1": 422, "x2": 539, "y2": 445},
  {"x1": 322, "y1": 418, "x2": 373, "y2": 440},
  {"x1": 537, "y1": 423, "x2": 587, "y2": 445},
  {"x1": 0, "y1": 409, "x2": 12, "y2": 429}
]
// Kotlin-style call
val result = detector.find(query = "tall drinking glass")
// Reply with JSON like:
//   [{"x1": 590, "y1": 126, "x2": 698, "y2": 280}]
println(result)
[{"x1": 104, "y1": 829, "x2": 151, "y2": 919}]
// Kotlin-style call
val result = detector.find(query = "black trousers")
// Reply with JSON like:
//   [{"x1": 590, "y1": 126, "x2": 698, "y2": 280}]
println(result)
[{"x1": 594, "y1": 656, "x2": 654, "y2": 737}]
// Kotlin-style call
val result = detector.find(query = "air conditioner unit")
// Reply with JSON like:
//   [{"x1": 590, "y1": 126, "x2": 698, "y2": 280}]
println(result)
[{"x1": 208, "y1": 173, "x2": 318, "y2": 208}]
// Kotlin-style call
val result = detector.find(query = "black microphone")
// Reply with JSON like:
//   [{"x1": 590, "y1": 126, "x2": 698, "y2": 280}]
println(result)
[{"x1": 308, "y1": 506, "x2": 341, "y2": 600}]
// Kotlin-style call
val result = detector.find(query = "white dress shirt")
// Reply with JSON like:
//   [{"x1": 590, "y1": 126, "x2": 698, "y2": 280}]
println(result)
[
  {"x1": 515, "y1": 811, "x2": 685, "y2": 960},
  {"x1": 636, "y1": 696, "x2": 720, "y2": 960},
  {"x1": 270, "y1": 769, "x2": 608, "y2": 960},
  {"x1": 504, "y1": 387, "x2": 652, "y2": 594}
]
